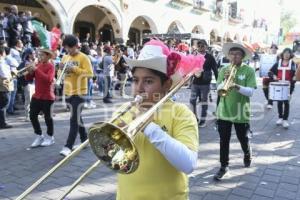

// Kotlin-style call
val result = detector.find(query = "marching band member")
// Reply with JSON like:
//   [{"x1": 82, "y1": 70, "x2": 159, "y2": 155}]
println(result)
[
  {"x1": 25, "y1": 48, "x2": 56, "y2": 147},
  {"x1": 214, "y1": 42, "x2": 256, "y2": 180},
  {"x1": 59, "y1": 35, "x2": 93, "y2": 156},
  {"x1": 269, "y1": 48, "x2": 296, "y2": 128},
  {"x1": 112, "y1": 39, "x2": 203, "y2": 200},
  {"x1": 0, "y1": 46, "x2": 13, "y2": 129}
]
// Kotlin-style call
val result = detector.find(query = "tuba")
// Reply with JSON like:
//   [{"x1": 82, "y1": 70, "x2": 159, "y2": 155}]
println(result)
[{"x1": 218, "y1": 65, "x2": 237, "y2": 97}]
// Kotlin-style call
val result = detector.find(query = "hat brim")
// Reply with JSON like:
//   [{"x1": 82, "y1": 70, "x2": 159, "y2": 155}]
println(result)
[
  {"x1": 222, "y1": 43, "x2": 252, "y2": 60},
  {"x1": 124, "y1": 56, "x2": 167, "y2": 74},
  {"x1": 38, "y1": 49, "x2": 55, "y2": 57}
]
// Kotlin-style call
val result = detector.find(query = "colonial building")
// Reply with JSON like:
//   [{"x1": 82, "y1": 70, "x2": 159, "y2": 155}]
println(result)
[{"x1": 0, "y1": 0, "x2": 280, "y2": 45}]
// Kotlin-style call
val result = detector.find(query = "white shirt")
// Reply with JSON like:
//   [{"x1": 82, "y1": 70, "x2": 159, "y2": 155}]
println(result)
[{"x1": 0, "y1": 58, "x2": 12, "y2": 79}]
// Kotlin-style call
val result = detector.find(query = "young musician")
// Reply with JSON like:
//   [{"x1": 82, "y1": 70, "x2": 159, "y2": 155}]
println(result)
[
  {"x1": 269, "y1": 48, "x2": 296, "y2": 128},
  {"x1": 215, "y1": 42, "x2": 256, "y2": 180},
  {"x1": 26, "y1": 48, "x2": 55, "y2": 147},
  {"x1": 113, "y1": 40, "x2": 201, "y2": 200},
  {"x1": 59, "y1": 35, "x2": 93, "y2": 156}
]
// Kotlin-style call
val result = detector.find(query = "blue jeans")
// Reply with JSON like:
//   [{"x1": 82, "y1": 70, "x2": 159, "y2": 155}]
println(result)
[
  {"x1": 7, "y1": 79, "x2": 17, "y2": 113},
  {"x1": 190, "y1": 84, "x2": 210, "y2": 121},
  {"x1": 97, "y1": 73, "x2": 105, "y2": 94},
  {"x1": 86, "y1": 79, "x2": 93, "y2": 103}
]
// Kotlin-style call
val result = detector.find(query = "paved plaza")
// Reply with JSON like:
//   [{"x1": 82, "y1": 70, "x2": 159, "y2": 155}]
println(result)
[{"x1": 1, "y1": 82, "x2": 300, "y2": 200}]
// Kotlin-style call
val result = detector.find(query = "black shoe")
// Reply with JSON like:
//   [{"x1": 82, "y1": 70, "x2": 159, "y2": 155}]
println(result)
[
  {"x1": 0, "y1": 124, "x2": 13, "y2": 129},
  {"x1": 214, "y1": 167, "x2": 229, "y2": 181},
  {"x1": 244, "y1": 154, "x2": 252, "y2": 167},
  {"x1": 103, "y1": 99, "x2": 112, "y2": 103},
  {"x1": 198, "y1": 120, "x2": 207, "y2": 128}
]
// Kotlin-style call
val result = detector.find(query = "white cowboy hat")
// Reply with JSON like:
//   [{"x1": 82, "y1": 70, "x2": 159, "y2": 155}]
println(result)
[
  {"x1": 38, "y1": 48, "x2": 55, "y2": 57},
  {"x1": 222, "y1": 42, "x2": 252, "y2": 59},
  {"x1": 124, "y1": 45, "x2": 167, "y2": 74}
]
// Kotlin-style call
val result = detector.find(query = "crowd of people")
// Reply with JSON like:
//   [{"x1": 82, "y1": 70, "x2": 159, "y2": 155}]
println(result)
[{"x1": 2, "y1": 4, "x2": 300, "y2": 200}]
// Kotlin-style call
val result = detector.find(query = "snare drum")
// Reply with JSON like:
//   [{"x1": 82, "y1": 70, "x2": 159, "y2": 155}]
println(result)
[{"x1": 269, "y1": 82, "x2": 290, "y2": 101}]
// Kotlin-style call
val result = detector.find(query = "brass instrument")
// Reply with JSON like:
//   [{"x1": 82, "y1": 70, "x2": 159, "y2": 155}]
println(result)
[
  {"x1": 12, "y1": 63, "x2": 35, "y2": 78},
  {"x1": 55, "y1": 57, "x2": 72, "y2": 86},
  {"x1": 218, "y1": 65, "x2": 237, "y2": 97},
  {"x1": 16, "y1": 70, "x2": 194, "y2": 200}
]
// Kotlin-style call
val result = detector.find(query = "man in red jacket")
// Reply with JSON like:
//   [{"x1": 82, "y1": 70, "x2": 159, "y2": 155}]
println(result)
[{"x1": 25, "y1": 48, "x2": 55, "y2": 147}]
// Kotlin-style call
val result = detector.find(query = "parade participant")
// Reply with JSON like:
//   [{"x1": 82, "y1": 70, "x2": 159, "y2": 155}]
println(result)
[
  {"x1": 190, "y1": 39, "x2": 218, "y2": 127},
  {"x1": 261, "y1": 44, "x2": 279, "y2": 109},
  {"x1": 214, "y1": 42, "x2": 256, "y2": 180},
  {"x1": 269, "y1": 48, "x2": 296, "y2": 128},
  {"x1": 59, "y1": 34, "x2": 93, "y2": 156},
  {"x1": 0, "y1": 46, "x2": 13, "y2": 129},
  {"x1": 113, "y1": 39, "x2": 203, "y2": 200},
  {"x1": 26, "y1": 48, "x2": 56, "y2": 147}
]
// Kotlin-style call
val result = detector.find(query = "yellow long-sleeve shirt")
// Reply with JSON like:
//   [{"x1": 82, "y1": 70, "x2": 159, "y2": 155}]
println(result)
[{"x1": 61, "y1": 52, "x2": 93, "y2": 96}]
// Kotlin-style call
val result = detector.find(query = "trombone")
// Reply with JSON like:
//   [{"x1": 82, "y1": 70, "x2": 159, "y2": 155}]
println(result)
[
  {"x1": 16, "y1": 70, "x2": 195, "y2": 200},
  {"x1": 55, "y1": 56, "x2": 72, "y2": 86}
]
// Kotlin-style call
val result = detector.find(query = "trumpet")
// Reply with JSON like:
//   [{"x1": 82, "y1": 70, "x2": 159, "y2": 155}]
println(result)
[
  {"x1": 55, "y1": 57, "x2": 71, "y2": 86},
  {"x1": 218, "y1": 65, "x2": 237, "y2": 97},
  {"x1": 13, "y1": 63, "x2": 35, "y2": 77}
]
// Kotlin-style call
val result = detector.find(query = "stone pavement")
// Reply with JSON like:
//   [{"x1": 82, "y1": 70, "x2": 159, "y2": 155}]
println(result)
[{"x1": 1, "y1": 83, "x2": 300, "y2": 200}]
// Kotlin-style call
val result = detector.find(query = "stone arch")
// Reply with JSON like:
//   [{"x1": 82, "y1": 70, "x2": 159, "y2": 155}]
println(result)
[
  {"x1": 192, "y1": 25, "x2": 205, "y2": 34},
  {"x1": 167, "y1": 20, "x2": 186, "y2": 34},
  {"x1": 0, "y1": 0, "x2": 66, "y2": 31},
  {"x1": 233, "y1": 33, "x2": 240, "y2": 41},
  {"x1": 69, "y1": 0, "x2": 122, "y2": 39},
  {"x1": 210, "y1": 29, "x2": 220, "y2": 44},
  {"x1": 127, "y1": 15, "x2": 159, "y2": 45}
]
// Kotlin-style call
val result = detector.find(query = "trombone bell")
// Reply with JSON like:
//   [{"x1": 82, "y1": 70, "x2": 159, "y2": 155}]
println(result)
[{"x1": 88, "y1": 122, "x2": 139, "y2": 174}]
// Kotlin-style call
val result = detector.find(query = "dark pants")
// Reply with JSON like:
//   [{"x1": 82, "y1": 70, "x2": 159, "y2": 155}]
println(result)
[
  {"x1": 262, "y1": 87, "x2": 273, "y2": 105},
  {"x1": 190, "y1": 84, "x2": 210, "y2": 122},
  {"x1": 103, "y1": 76, "x2": 112, "y2": 100},
  {"x1": 0, "y1": 91, "x2": 10, "y2": 126},
  {"x1": 277, "y1": 101, "x2": 289, "y2": 120},
  {"x1": 217, "y1": 120, "x2": 251, "y2": 167},
  {"x1": 29, "y1": 97, "x2": 54, "y2": 136},
  {"x1": 65, "y1": 95, "x2": 87, "y2": 149}
]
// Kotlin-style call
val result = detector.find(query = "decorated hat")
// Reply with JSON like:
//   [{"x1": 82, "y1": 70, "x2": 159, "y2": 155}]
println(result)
[
  {"x1": 222, "y1": 42, "x2": 252, "y2": 59},
  {"x1": 125, "y1": 39, "x2": 205, "y2": 85}
]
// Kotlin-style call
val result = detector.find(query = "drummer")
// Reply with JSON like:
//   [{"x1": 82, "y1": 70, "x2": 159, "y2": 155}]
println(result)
[{"x1": 269, "y1": 48, "x2": 296, "y2": 128}]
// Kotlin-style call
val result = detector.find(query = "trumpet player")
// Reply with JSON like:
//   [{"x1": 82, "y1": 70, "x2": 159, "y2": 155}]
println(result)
[
  {"x1": 214, "y1": 43, "x2": 256, "y2": 181},
  {"x1": 0, "y1": 46, "x2": 13, "y2": 129},
  {"x1": 25, "y1": 48, "x2": 56, "y2": 147},
  {"x1": 17, "y1": 48, "x2": 36, "y2": 121},
  {"x1": 59, "y1": 35, "x2": 93, "y2": 156}
]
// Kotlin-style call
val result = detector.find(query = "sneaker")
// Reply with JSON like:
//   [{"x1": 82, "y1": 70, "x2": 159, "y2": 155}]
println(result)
[
  {"x1": 198, "y1": 121, "x2": 207, "y2": 128},
  {"x1": 0, "y1": 124, "x2": 13, "y2": 129},
  {"x1": 276, "y1": 118, "x2": 283, "y2": 125},
  {"x1": 41, "y1": 136, "x2": 55, "y2": 147},
  {"x1": 31, "y1": 135, "x2": 44, "y2": 148},
  {"x1": 214, "y1": 167, "x2": 229, "y2": 181},
  {"x1": 72, "y1": 143, "x2": 89, "y2": 151},
  {"x1": 282, "y1": 120, "x2": 289, "y2": 128},
  {"x1": 60, "y1": 147, "x2": 72, "y2": 157},
  {"x1": 244, "y1": 153, "x2": 252, "y2": 167},
  {"x1": 266, "y1": 104, "x2": 273, "y2": 109}
]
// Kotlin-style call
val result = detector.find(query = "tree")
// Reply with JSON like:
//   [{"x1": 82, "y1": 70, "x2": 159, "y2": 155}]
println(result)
[{"x1": 280, "y1": 11, "x2": 297, "y2": 36}]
